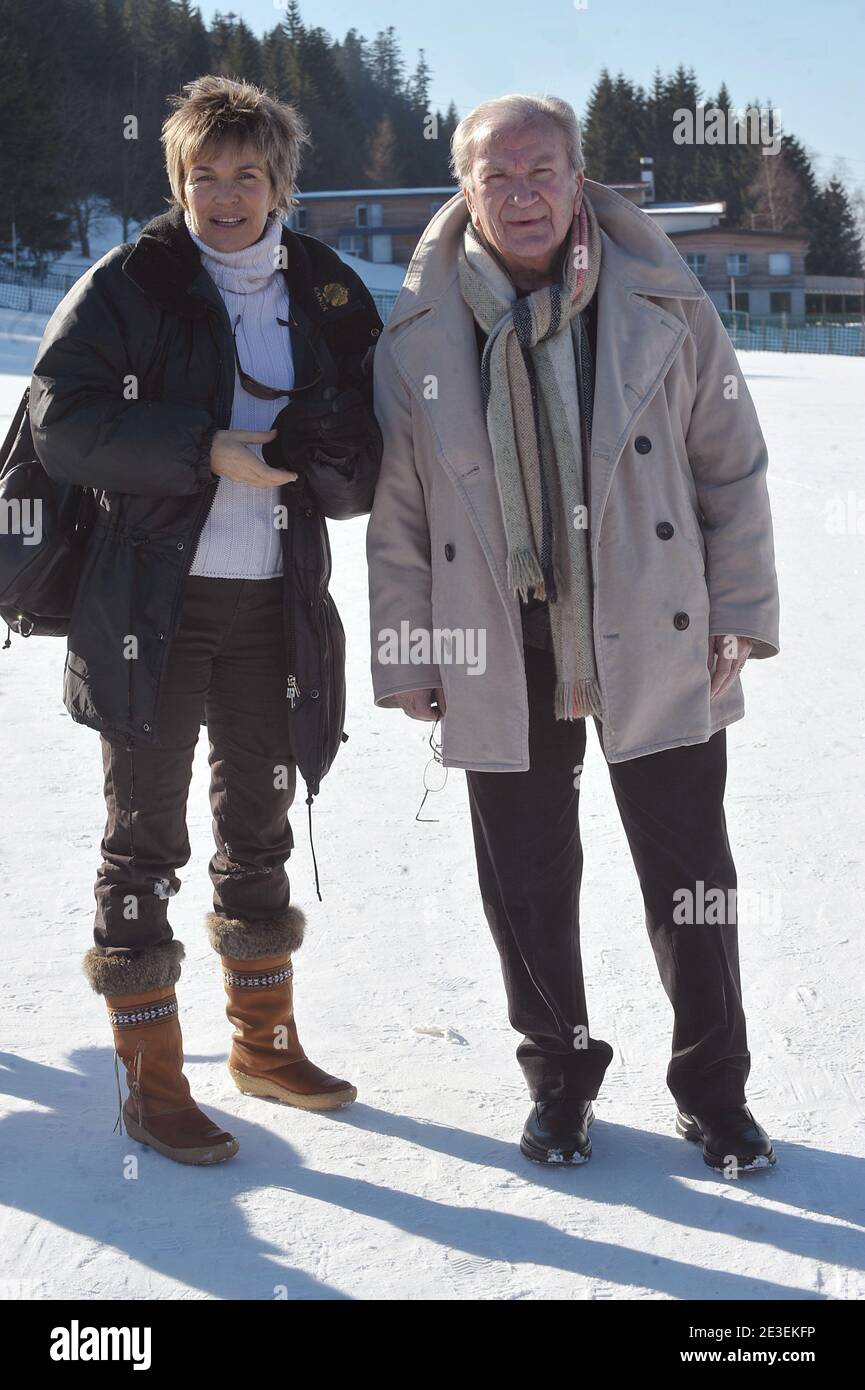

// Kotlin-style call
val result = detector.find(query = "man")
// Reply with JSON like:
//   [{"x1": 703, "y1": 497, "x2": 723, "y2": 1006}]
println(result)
[{"x1": 367, "y1": 95, "x2": 780, "y2": 1174}]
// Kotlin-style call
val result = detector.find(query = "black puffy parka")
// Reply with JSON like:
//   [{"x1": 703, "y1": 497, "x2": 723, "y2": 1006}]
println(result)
[{"x1": 29, "y1": 205, "x2": 383, "y2": 798}]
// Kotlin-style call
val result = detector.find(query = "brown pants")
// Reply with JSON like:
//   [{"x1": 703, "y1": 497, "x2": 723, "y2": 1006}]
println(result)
[{"x1": 93, "y1": 576, "x2": 295, "y2": 955}]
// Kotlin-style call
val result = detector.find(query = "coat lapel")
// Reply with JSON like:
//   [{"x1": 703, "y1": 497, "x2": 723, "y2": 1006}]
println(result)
[
  {"x1": 390, "y1": 285, "x2": 516, "y2": 608},
  {"x1": 588, "y1": 240, "x2": 690, "y2": 552}
]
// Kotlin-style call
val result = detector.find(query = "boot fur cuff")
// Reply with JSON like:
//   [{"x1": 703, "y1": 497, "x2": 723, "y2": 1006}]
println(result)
[
  {"x1": 205, "y1": 906, "x2": 305, "y2": 960},
  {"x1": 83, "y1": 940, "x2": 185, "y2": 996}
]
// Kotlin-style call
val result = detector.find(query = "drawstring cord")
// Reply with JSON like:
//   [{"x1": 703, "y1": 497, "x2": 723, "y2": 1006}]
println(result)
[
  {"x1": 113, "y1": 1039, "x2": 144, "y2": 1135},
  {"x1": 2, "y1": 622, "x2": 10, "y2": 650},
  {"x1": 130, "y1": 1043, "x2": 144, "y2": 1128},
  {"x1": 306, "y1": 791, "x2": 322, "y2": 902},
  {"x1": 113, "y1": 1051, "x2": 124, "y2": 1135},
  {"x1": 126, "y1": 739, "x2": 136, "y2": 860}
]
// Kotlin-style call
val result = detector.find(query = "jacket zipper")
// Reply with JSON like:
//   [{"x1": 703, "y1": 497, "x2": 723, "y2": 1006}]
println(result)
[
  {"x1": 285, "y1": 503, "x2": 300, "y2": 709},
  {"x1": 166, "y1": 308, "x2": 229, "y2": 635}
]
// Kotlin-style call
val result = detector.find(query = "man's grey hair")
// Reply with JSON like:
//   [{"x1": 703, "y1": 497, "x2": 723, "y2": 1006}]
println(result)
[{"x1": 449, "y1": 94, "x2": 585, "y2": 187}]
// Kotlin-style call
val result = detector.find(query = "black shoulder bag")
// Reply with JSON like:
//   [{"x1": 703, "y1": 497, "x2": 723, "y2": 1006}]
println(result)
[{"x1": 0, "y1": 387, "x2": 93, "y2": 642}]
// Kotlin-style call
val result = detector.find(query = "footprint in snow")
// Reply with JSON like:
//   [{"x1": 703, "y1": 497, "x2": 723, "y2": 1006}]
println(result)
[{"x1": 412, "y1": 1025, "x2": 469, "y2": 1046}]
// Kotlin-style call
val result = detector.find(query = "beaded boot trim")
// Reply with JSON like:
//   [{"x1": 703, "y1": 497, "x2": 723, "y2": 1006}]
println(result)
[
  {"x1": 108, "y1": 995, "x2": 179, "y2": 1029},
  {"x1": 222, "y1": 962, "x2": 293, "y2": 990}
]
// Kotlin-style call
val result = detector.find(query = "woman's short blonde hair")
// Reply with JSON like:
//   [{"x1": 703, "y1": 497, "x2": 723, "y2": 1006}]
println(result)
[
  {"x1": 162, "y1": 74, "x2": 311, "y2": 217},
  {"x1": 450, "y1": 94, "x2": 585, "y2": 187}
]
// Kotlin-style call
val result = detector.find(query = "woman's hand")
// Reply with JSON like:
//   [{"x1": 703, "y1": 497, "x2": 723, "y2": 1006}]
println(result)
[{"x1": 209, "y1": 429, "x2": 297, "y2": 487}]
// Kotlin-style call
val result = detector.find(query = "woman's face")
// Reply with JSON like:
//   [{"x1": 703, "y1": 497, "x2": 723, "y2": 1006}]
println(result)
[{"x1": 184, "y1": 140, "x2": 276, "y2": 251}]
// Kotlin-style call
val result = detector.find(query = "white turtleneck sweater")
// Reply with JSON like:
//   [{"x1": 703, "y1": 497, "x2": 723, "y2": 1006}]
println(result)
[{"x1": 185, "y1": 211, "x2": 292, "y2": 579}]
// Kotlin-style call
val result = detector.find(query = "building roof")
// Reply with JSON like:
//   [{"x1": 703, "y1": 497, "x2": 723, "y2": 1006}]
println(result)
[
  {"x1": 297, "y1": 187, "x2": 458, "y2": 199},
  {"x1": 669, "y1": 227, "x2": 808, "y2": 243},
  {"x1": 805, "y1": 274, "x2": 865, "y2": 294},
  {"x1": 646, "y1": 201, "x2": 726, "y2": 215},
  {"x1": 297, "y1": 183, "x2": 688, "y2": 203}
]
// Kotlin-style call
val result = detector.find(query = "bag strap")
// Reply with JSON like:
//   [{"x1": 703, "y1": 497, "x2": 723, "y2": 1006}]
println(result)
[{"x1": 0, "y1": 387, "x2": 31, "y2": 475}]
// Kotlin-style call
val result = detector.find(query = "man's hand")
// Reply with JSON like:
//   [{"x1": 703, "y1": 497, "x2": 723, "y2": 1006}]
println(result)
[
  {"x1": 393, "y1": 687, "x2": 447, "y2": 721},
  {"x1": 210, "y1": 429, "x2": 297, "y2": 487},
  {"x1": 708, "y1": 634, "x2": 752, "y2": 700}
]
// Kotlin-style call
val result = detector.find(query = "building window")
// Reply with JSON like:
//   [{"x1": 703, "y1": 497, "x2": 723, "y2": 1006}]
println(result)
[
  {"x1": 770, "y1": 292, "x2": 791, "y2": 314},
  {"x1": 684, "y1": 253, "x2": 707, "y2": 277},
  {"x1": 338, "y1": 234, "x2": 365, "y2": 255},
  {"x1": 727, "y1": 254, "x2": 749, "y2": 276},
  {"x1": 768, "y1": 252, "x2": 791, "y2": 276},
  {"x1": 726, "y1": 290, "x2": 750, "y2": 313},
  {"x1": 370, "y1": 232, "x2": 393, "y2": 263},
  {"x1": 355, "y1": 204, "x2": 368, "y2": 227},
  {"x1": 368, "y1": 202, "x2": 384, "y2": 227}
]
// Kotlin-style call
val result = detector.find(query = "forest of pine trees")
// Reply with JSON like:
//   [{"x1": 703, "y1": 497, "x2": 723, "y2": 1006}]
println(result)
[
  {"x1": 0, "y1": 0, "x2": 861, "y2": 277},
  {"x1": 582, "y1": 67, "x2": 863, "y2": 277}
]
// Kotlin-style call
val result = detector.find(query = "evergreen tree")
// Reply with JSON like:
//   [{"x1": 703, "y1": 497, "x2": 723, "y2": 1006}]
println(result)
[
  {"x1": 582, "y1": 69, "x2": 648, "y2": 186},
  {"x1": 209, "y1": 13, "x2": 261, "y2": 82},
  {"x1": 8, "y1": 0, "x2": 850, "y2": 268},
  {"x1": 0, "y1": 0, "x2": 70, "y2": 260},
  {"x1": 809, "y1": 176, "x2": 864, "y2": 276},
  {"x1": 699, "y1": 82, "x2": 760, "y2": 227}
]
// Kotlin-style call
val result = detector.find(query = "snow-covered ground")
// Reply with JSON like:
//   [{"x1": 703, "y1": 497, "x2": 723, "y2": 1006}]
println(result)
[{"x1": 1, "y1": 320, "x2": 863, "y2": 1300}]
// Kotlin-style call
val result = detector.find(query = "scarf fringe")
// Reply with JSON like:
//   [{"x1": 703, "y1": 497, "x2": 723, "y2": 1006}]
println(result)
[
  {"x1": 554, "y1": 678, "x2": 604, "y2": 721},
  {"x1": 507, "y1": 547, "x2": 546, "y2": 601}
]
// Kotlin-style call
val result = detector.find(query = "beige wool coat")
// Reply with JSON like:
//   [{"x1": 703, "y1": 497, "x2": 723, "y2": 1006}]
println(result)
[{"x1": 366, "y1": 180, "x2": 780, "y2": 770}]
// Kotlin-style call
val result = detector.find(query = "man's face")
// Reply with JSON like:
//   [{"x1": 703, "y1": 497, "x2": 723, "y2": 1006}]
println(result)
[
  {"x1": 184, "y1": 139, "x2": 275, "y2": 251},
  {"x1": 464, "y1": 120, "x2": 584, "y2": 281}
]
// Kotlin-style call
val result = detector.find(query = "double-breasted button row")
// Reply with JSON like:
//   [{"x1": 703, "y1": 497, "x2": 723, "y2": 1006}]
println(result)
[{"x1": 634, "y1": 441, "x2": 688, "y2": 629}]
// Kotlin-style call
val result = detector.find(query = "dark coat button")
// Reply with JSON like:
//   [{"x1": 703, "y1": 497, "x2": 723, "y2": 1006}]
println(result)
[
  {"x1": 656, "y1": 521, "x2": 674, "y2": 540},
  {"x1": 673, "y1": 612, "x2": 690, "y2": 630},
  {"x1": 635, "y1": 435, "x2": 652, "y2": 454},
  {"x1": 444, "y1": 543, "x2": 455, "y2": 561}
]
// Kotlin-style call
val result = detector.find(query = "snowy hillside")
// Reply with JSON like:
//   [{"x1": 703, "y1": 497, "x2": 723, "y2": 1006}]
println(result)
[{"x1": 1, "y1": 332, "x2": 863, "y2": 1301}]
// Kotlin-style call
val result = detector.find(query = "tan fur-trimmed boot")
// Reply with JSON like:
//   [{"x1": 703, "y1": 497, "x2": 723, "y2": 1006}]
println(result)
[
  {"x1": 85, "y1": 941, "x2": 239, "y2": 1166},
  {"x1": 206, "y1": 908, "x2": 357, "y2": 1111}
]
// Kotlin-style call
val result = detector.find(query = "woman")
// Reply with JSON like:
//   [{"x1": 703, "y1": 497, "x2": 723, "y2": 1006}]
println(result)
[{"x1": 29, "y1": 75, "x2": 382, "y2": 1165}]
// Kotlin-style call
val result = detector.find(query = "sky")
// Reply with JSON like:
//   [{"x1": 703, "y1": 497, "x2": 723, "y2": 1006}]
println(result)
[{"x1": 198, "y1": 0, "x2": 865, "y2": 194}]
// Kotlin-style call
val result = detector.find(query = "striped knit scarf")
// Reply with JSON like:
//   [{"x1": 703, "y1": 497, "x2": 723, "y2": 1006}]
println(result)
[{"x1": 456, "y1": 193, "x2": 604, "y2": 720}]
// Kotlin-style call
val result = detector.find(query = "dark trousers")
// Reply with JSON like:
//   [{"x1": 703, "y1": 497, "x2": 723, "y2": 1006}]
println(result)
[
  {"x1": 465, "y1": 644, "x2": 750, "y2": 1112},
  {"x1": 93, "y1": 576, "x2": 296, "y2": 955}
]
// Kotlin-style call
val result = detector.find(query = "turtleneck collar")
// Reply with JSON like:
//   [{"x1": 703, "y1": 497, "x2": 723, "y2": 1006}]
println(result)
[{"x1": 184, "y1": 211, "x2": 285, "y2": 295}]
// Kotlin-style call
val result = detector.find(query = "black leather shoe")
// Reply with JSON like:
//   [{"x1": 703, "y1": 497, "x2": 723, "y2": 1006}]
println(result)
[
  {"x1": 676, "y1": 1105, "x2": 776, "y2": 1174},
  {"x1": 520, "y1": 1098, "x2": 594, "y2": 1165}
]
